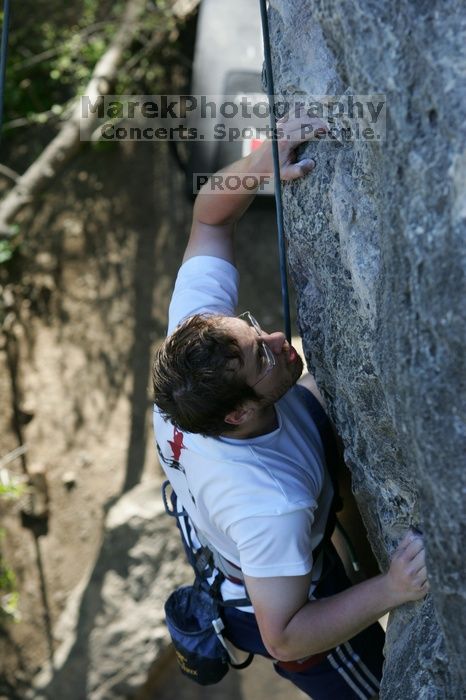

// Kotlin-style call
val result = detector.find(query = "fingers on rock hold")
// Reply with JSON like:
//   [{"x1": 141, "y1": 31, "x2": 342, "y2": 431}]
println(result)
[{"x1": 299, "y1": 158, "x2": 316, "y2": 174}]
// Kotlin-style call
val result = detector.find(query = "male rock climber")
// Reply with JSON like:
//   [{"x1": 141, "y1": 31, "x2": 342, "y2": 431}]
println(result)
[{"x1": 152, "y1": 113, "x2": 429, "y2": 699}]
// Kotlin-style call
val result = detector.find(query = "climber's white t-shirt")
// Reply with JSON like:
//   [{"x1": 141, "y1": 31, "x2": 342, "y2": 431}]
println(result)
[{"x1": 153, "y1": 256, "x2": 334, "y2": 604}]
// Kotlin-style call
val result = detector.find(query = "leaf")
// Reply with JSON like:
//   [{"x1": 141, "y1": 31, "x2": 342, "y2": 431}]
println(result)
[{"x1": 0, "y1": 241, "x2": 13, "y2": 264}]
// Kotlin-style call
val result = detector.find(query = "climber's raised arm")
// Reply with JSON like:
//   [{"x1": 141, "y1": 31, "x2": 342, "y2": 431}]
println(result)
[{"x1": 182, "y1": 114, "x2": 327, "y2": 264}]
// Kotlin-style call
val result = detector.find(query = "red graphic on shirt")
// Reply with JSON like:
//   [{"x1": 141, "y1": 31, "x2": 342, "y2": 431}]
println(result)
[{"x1": 168, "y1": 427, "x2": 185, "y2": 462}]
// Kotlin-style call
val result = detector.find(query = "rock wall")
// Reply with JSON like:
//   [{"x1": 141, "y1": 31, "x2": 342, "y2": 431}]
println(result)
[{"x1": 269, "y1": 1, "x2": 465, "y2": 698}]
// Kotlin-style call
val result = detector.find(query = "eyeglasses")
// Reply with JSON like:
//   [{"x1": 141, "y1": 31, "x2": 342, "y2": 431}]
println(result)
[{"x1": 238, "y1": 311, "x2": 276, "y2": 386}]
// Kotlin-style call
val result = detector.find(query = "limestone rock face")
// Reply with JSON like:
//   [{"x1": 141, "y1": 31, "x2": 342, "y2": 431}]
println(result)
[{"x1": 268, "y1": 1, "x2": 466, "y2": 698}]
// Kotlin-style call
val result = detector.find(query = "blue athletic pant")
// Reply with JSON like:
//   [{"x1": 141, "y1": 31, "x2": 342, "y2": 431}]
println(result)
[{"x1": 222, "y1": 545, "x2": 385, "y2": 699}]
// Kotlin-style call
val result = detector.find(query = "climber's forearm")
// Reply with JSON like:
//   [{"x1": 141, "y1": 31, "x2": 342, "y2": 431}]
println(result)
[
  {"x1": 183, "y1": 114, "x2": 323, "y2": 263},
  {"x1": 192, "y1": 143, "x2": 273, "y2": 227}
]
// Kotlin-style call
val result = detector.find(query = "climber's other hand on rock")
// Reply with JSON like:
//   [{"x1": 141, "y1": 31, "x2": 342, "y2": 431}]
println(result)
[{"x1": 386, "y1": 530, "x2": 430, "y2": 605}]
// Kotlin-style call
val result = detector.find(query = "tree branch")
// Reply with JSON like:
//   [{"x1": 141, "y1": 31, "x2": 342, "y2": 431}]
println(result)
[
  {"x1": 0, "y1": 0, "x2": 147, "y2": 237},
  {"x1": 0, "y1": 163, "x2": 20, "y2": 182},
  {"x1": 172, "y1": 0, "x2": 201, "y2": 18}
]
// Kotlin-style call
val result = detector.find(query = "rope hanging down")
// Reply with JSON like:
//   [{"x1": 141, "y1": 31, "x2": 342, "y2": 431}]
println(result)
[
  {"x1": 0, "y1": 0, "x2": 11, "y2": 144},
  {"x1": 259, "y1": 0, "x2": 292, "y2": 343}
]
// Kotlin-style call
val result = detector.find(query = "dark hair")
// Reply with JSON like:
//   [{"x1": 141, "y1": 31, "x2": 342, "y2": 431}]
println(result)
[{"x1": 152, "y1": 314, "x2": 258, "y2": 437}]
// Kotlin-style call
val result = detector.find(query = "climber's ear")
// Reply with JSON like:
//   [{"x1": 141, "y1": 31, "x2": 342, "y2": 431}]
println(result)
[{"x1": 224, "y1": 400, "x2": 258, "y2": 427}]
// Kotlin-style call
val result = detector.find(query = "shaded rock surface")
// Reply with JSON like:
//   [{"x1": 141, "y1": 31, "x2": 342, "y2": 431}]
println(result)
[
  {"x1": 268, "y1": 1, "x2": 466, "y2": 698},
  {"x1": 27, "y1": 481, "x2": 191, "y2": 700}
]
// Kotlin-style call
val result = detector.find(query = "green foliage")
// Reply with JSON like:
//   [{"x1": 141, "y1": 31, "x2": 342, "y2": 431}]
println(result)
[
  {"x1": 0, "y1": 240, "x2": 14, "y2": 264},
  {"x1": 4, "y1": 2, "x2": 119, "y2": 126},
  {"x1": 3, "y1": 0, "x2": 192, "y2": 131},
  {"x1": 0, "y1": 480, "x2": 25, "y2": 500},
  {"x1": 0, "y1": 228, "x2": 20, "y2": 262},
  {"x1": 0, "y1": 542, "x2": 20, "y2": 622},
  {"x1": 0, "y1": 474, "x2": 24, "y2": 622}
]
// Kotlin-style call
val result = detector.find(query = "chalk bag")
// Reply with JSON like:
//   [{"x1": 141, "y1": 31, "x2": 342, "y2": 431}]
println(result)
[{"x1": 164, "y1": 583, "x2": 231, "y2": 685}]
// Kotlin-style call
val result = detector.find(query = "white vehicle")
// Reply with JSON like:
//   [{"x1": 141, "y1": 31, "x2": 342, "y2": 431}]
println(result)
[{"x1": 185, "y1": 0, "x2": 273, "y2": 194}]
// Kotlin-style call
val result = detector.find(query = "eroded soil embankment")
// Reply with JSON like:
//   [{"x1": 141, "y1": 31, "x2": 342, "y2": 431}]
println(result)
[{"x1": 1, "y1": 139, "x2": 294, "y2": 698}]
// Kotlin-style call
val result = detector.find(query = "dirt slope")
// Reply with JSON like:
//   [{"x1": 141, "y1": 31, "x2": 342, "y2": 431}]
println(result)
[{"x1": 0, "y1": 139, "x2": 297, "y2": 698}]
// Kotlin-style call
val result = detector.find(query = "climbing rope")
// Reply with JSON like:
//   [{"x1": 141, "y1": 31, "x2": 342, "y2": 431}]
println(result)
[
  {"x1": 0, "y1": 0, "x2": 11, "y2": 143},
  {"x1": 259, "y1": 0, "x2": 292, "y2": 343}
]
